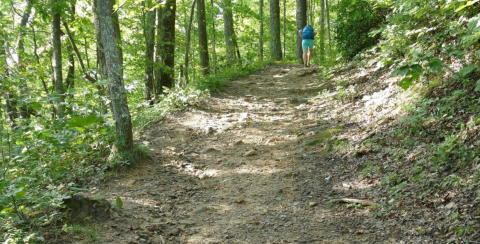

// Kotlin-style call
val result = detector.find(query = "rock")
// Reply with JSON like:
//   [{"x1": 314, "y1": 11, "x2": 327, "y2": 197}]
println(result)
[
  {"x1": 200, "y1": 148, "x2": 218, "y2": 154},
  {"x1": 233, "y1": 140, "x2": 244, "y2": 147},
  {"x1": 190, "y1": 205, "x2": 208, "y2": 215},
  {"x1": 309, "y1": 202, "x2": 318, "y2": 207},
  {"x1": 244, "y1": 150, "x2": 257, "y2": 157}
]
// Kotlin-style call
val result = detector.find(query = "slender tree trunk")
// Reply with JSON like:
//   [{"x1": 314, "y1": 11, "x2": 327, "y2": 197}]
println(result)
[
  {"x1": 144, "y1": 0, "x2": 156, "y2": 102},
  {"x1": 197, "y1": 0, "x2": 210, "y2": 75},
  {"x1": 325, "y1": 0, "x2": 332, "y2": 62},
  {"x1": 93, "y1": 0, "x2": 108, "y2": 80},
  {"x1": 65, "y1": 3, "x2": 76, "y2": 90},
  {"x1": 110, "y1": 0, "x2": 123, "y2": 67},
  {"x1": 319, "y1": 0, "x2": 326, "y2": 63},
  {"x1": 269, "y1": 0, "x2": 282, "y2": 60},
  {"x1": 17, "y1": 0, "x2": 34, "y2": 119},
  {"x1": 159, "y1": 0, "x2": 176, "y2": 92},
  {"x1": 185, "y1": 0, "x2": 197, "y2": 83},
  {"x1": 154, "y1": 5, "x2": 162, "y2": 95},
  {"x1": 1, "y1": 33, "x2": 17, "y2": 126},
  {"x1": 52, "y1": 0, "x2": 65, "y2": 118},
  {"x1": 259, "y1": 0, "x2": 264, "y2": 60},
  {"x1": 222, "y1": 0, "x2": 237, "y2": 65},
  {"x1": 296, "y1": 0, "x2": 307, "y2": 63},
  {"x1": 283, "y1": 0, "x2": 286, "y2": 58},
  {"x1": 210, "y1": 0, "x2": 217, "y2": 74},
  {"x1": 97, "y1": 0, "x2": 134, "y2": 154}
]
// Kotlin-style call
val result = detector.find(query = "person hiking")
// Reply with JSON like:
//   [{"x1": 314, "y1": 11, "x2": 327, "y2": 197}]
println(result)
[{"x1": 298, "y1": 25, "x2": 317, "y2": 67}]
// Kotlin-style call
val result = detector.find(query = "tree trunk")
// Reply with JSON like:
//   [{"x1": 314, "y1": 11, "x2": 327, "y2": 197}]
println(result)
[
  {"x1": 110, "y1": 0, "x2": 123, "y2": 67},
  {"x1": 197, "y1": 0, "x2": 210, "y2": 75},
  {"x1": 52, "y1": 0, "x2": 65, "y2": 118},
  {"x1": 93, "y1": 0, "x2": 108, "y2": 80},
  {"x1": 154, "y1": 5, "x2": 162, "y2": 95},
  {"x1": 325, "y1": 0, "x2": 332, "y2": 62},
  {"x1": 1, "y1": 32, "x2": 18, "y2": 126},
  {"x1": 319, "y1": 0, "x2": 326, "y2": 63},
  {"x1": 144, "y1": 0, "x2": 156, "y2": 102},
  {"x1": 210, "y1": 0, "x2": 217, "y2": 74},
  {"x1": 158, "y1": 0, "x2": 176, "y2": 93},
  {"x1": 319, "y1": 0, "x2": 325, "y2": 64},
  {"x1": 185, "y1": 0, "x2": 197, "y2": 83},
  {"x1": 283, "y1": 0, "x2": 286, "y2": 58},
  {"x1": 269, "y1": 0, "x2": 282, "y2": 60},
  {"x1": 222, "y1": 0, "x2": 237, "y2": 65},
  {"x1": 296, "y1": 0, "x2": 307, "y2": 62},
  {"x1": 259, "y1": 0, "x2": 264, "y2": 60},
  {"x1": 17, "y1": 0, "x2": 34, "y2": 119},
  {"x1": 65, "y1": 3, "x2": 76, "y2": 90},
  {"x1": 97, "y1": 0, "x2": 134, "y2": 154}
]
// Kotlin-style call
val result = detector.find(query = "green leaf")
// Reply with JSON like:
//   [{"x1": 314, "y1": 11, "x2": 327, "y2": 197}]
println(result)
[
  {"x1": 399, "y1": 77, "x2": 413, "y2": 90},
  {"x1": 410, "y1": 64, "x2": 423, "y2": 74},
  {"x1": 456, "y1": 0, "x2": 480, "y2": 12},
  {"x1": 115, "y1": 197, "x2": 123, "y2": 209},
  {"x1": 459, "y1": 65, "x2": 478, "y2": 76},
  {"x1": 428, "y1": 59, "x2": 445, "y2": 72},
  {"x1": 391, "y1": 64, "x2": 410, "y2": 77},
  {"x1": 14, "y1": 187, "x2": 27, "y2": 199},
  {"x1": 67, "y1": 115, "x2": 99, "y2": 129},
  {"x1": 475, "y1": 79, "x2": 480, "y2": 92}
]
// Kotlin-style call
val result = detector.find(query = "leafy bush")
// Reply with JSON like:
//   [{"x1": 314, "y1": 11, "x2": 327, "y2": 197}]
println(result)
[{"x1": 334, "y1": 0, "x2": 387, "y2": 59}]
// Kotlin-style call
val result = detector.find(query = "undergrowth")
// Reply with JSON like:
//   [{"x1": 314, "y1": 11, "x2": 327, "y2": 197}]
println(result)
[{"x1": 0, "y1": 60, "x2": 270, "y2": 243}]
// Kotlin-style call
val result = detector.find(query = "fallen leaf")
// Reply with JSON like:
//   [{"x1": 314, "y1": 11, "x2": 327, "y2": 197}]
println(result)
[{"x1": 235, "y1": 200, "x2": 247, "y2": 204}]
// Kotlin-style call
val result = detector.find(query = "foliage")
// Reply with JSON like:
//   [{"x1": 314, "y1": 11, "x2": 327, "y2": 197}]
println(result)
[{"x1": 334, "y1": 0, "x2": 387, "y2": 59}]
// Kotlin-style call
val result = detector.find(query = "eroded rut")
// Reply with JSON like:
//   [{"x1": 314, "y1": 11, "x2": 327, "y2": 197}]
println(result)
[{"x1": 66, "y1": 64, "x2": 400, "y2": 244}]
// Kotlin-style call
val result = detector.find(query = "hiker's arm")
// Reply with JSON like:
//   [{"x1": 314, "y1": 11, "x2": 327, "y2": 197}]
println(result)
[
  {"x1": 314, "y1": 31, "x2": 317, "y2": 37},
  {"x1": 298, "y1": 30, "x2": 302, "y2": 38}
]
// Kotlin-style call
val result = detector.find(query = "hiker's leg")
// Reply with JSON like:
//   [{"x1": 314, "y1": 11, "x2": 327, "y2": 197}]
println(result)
[
  {"x1": 303, "y1": 50, "x2": 308, "y2": 67},
  {"x1": 308, "y1": 48, "x2": 313, "y2": 65},
  {"x1": 302, "y1": 40, "x2": 309, "y2": 67}
]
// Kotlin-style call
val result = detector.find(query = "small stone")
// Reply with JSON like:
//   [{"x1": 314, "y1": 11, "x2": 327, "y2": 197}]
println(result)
[
  {"x1": 244, "y1": 150, "x2": 257, "y2": 157},
  {"x1": 233, "y1": 140, "x2": 244, "y2": 146},
  {"x1": 190, "y1": 205, "x2": 208, "y2": 215},
  {"x1": 309, "y1": 202, "x2": 318, "y2": 207},
  {"x1": 201, "y1": 148, "x2": 218, "y2": 154},
  {"x1": 140, "y1": 239, "x2": 147, "y2": 243}
]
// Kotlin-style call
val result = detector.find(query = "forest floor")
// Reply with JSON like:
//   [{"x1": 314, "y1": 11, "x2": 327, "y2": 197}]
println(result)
[{"x1": 51, "y1": 62, "x2": 480, "y2": 243}]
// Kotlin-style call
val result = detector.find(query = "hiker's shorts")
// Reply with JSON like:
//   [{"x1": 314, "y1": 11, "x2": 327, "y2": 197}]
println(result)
[{"x1": 302, "y1": 39, "x2": 314, "y2": 50}]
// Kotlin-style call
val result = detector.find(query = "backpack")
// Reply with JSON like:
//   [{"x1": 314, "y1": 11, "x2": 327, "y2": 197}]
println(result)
[{"x1": 302, "y1": 25, "x2": 314, "y2": 40}]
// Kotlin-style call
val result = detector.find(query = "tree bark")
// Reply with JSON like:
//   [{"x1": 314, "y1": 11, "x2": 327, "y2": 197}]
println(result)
[
  {"x1": 110, "y1": 0, "x2": 123, "y2": 67},
  {"x1": 269, "y1": 0, "x2": 282, "y2": 61},
  {"x1": 283, "y1": 0, "x2": 286, "y2": 58},
  {"x1": 144, "y1": 0, "x2": 156, "y2": 102},
  {"x1": 222, "y1": 0, "x2": 237, "y2": 65},
  {"x1": 210, "y1": 0, "x2": 217, "y2": 74},
  {"x1": 185, "y1": 0, "x2": 197, "y2": 83},
  {"x1": 93, "y1": 0, "x2": 108, "y2": 80},
  {"x1": 158, "y1": 0, "x2": 176, "y2": 93},
  {"x1": 319, "y1": 0, "x2": 326, "y2": 63},
  {"x1": 259, "y1": 0, "x2": 264, "y2": 60},
  {"x1": 325, "y1": 0, "x2": 332, "y2": 61},
  {"x1": 65, "y1": 3, "x2": 75, "y2": 90},
  {"x1": 296, "y1": 0, "x2": 306, "y2": 62},
  {"x1": 52, "y1": 0, "x2": 65, "y2": 118},
  {"x1": 154, "y1": 5, "x2": 162, "y2": 95},
  {"x1": 17, "y1": 0, "x2": 34, "y2": 119},
  {"x1": 197, "y1": 0, "x2": 209, "y2": 75},
  {"x1": 97, "y1": 0, "x2": 134, "y2": 153}
]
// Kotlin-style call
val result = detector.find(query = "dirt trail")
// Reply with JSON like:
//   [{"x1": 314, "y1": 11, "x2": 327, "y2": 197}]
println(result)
[{"x1": 67, "y1": 64, "x2": 404, "y2": 243}]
